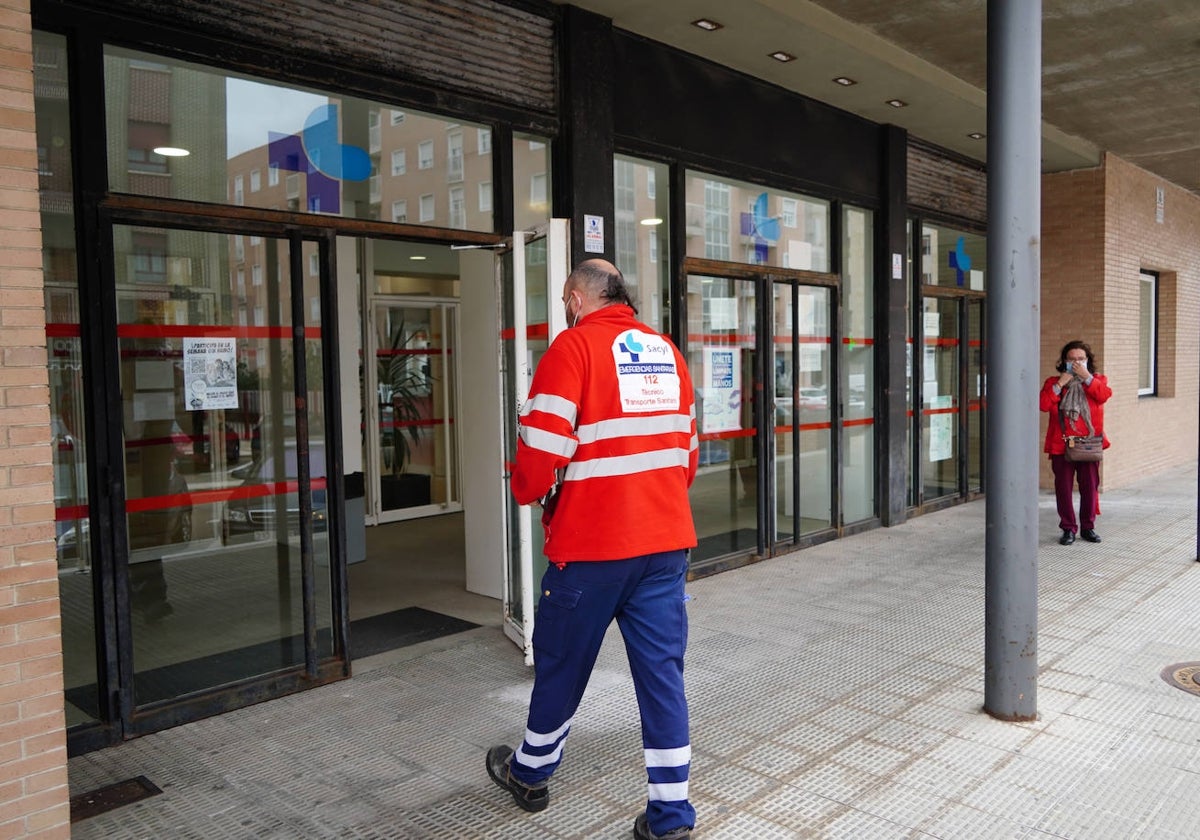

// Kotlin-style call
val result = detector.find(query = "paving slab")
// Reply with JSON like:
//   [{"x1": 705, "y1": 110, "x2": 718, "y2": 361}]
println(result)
[{"x1": 69, "y1": 462, "x2": 1200, "y2": 838}]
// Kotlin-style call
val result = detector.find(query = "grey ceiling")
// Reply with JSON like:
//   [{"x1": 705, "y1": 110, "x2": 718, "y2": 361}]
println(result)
[{"x1": 555, "y1": 0, "x2": 1200, "y2": 194}]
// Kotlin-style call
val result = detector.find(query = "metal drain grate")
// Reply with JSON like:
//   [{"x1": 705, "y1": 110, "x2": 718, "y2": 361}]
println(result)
[
  {"x1": 1160, "y1": 662, "x2": 1200, "y2": 697},
  {"x1": 70, "y1": 775, "x2": 161, "y2": 822}
]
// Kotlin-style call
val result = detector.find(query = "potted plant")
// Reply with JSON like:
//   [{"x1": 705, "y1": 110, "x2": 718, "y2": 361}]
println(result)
[{"x1": 378, "y1": 322, "x2": 432, "y2": 509}]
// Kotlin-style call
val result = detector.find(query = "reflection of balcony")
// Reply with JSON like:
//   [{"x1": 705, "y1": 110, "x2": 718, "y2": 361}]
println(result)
[
  {"x1": 369, "y1": 174, "x2": 381, "y2": 204},
  {"x1": 369, "y1": 124, "x2": 381, "y2": 153},
  {"x1": 128, "y1": 172, "x2": 171, "y2": 198},
  {"x1": 40, "y1": 190, "x2": 73, "y2": 215},
  {"x1": 447, "y1": 151, "x2": 463, "y2": 183}
]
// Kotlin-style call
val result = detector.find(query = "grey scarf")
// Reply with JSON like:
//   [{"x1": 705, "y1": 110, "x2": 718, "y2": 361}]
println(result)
[{"x1": 1061, "y1": 378, "x2": 1094, "y2": 436}]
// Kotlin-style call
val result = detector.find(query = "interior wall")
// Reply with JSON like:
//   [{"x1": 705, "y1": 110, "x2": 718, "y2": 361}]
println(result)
[{"x1": 459, "y1": 250, "x2": 505, "y2": 598}]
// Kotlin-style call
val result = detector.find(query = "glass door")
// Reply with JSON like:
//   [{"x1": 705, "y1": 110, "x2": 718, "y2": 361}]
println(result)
[
  {"x1": 967, "y1": 299, "x2": 985, "y2": 494},
  {"x1": 109, "y1": 224, "x2": 339, "y2": 730},
  {"x1": 772, "y1": 282, "x2": 834, "y2": 543},
  {"x1": 500, "y1": 221, "x2": 569, "y2": 661},
  {"x1": 912, "y1": 221, "x2": 988, "y2": 508},
  {"x1": 687, "y1": 274, "x2": 760, "y2": 563},
  {"x1": 920, "y1": 295, "x2": 961, "y2": 501},
  {"x1": 368, "y1": 299, "x2": 461, "y2": 521}
]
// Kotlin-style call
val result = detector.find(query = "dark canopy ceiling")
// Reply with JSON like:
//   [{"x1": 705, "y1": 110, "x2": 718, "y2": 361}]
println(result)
[{"x1": 557, "y1": 0, "x2": 1200, "y2": 194}]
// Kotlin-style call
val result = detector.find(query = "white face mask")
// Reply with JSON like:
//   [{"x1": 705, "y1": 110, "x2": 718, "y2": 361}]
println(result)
[{"x1": 564, "y1": 292, "x2": 580, "y2": 328}]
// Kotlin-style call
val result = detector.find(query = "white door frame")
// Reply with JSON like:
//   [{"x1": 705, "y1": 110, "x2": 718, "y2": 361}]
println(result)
[{"x1": 500, "y1": 219, "x2": 570, "y2": 663}]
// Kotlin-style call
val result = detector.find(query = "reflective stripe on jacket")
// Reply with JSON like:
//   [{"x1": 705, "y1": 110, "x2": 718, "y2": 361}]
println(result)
[{"x1": 512, "y1": 305, "x2": 698, "y2": 562}]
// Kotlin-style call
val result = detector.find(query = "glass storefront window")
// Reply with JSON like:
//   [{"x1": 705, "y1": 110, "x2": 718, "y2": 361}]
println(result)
[
  {"x1": 104, "y1": 46, "x2": 494, "y2": 231},
  {"x1": 684, "y1": 171, "x2": 829, "y2": 272},
  {"x1": 842, "y1": 206, "x2": 875, "y2": 523},
  {"x1": 614, "y1": 155, "x2": 670, "y2": 333},
  {"x1": 906, "y1": 220, "x2": 916, "y2": 507},
  {"x1": 37, "y1": 30, "x2": 99, "y2": 728},
  {"x1": 920, "y1": 223, "x2": 986, "y2": 290},
  {"x1": 513, "y1": 133, "x2": 551, "y2": 231}
]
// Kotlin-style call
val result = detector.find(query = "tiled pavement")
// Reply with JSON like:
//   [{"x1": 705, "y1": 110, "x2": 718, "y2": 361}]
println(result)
[{"x1": 67, "y1": 462, "x2": 1200, "y2": 838}]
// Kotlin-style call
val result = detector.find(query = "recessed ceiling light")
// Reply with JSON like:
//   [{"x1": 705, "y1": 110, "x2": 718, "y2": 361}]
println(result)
[
  {"x1": 409, "y1": 255, "x2": 427, "y2": 261},
  {"x1": 153, "y1": 146, "x2": 189, "y2": 157},
  {"x1": 640, "y1": 218, "x2": 663, "y2": 226},
  {"x1": 967, "y1": 132, "x2": 986, "y2": 140},
  {"x1": 769, "y1": 51, "x2": 796, "y2": 63},
  {"x1": 692, "y1": 18, "x2": 722, "y2": 31},
  {"x1": 832, "y1": 77, "x2": 857, "y2": 86},
  {"x1": 885, "y1": 99, "x2": 907, "y2": 108}
]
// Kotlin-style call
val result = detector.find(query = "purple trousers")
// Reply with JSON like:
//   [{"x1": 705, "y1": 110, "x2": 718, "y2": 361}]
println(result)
[{"x1": 1050, "y1": 454, "x2": 1100, "y2": 533}]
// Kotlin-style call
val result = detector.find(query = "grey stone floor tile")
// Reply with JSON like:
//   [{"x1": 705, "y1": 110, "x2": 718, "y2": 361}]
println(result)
[{"x1": 66, "y1": 461, "x2": 1200, "y2": 839}]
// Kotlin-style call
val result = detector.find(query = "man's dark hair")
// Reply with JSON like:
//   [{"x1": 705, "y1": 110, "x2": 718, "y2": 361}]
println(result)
[{"x1": 570, "y1": 260, "x2": 638, "y2": 314}]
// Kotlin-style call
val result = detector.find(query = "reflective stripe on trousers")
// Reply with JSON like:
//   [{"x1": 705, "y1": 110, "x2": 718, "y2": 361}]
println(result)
[{"x1": 509, "y1": 549, "x2": 696, "y2": 834}]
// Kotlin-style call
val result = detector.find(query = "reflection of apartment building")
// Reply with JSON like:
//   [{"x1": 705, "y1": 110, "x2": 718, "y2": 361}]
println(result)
[
  {"x1": 372, "y1": 111, "x2": 491, "y2": 229},
  {"x1": 105, "y1": 57, "x2": 227, "y2": 328},
  {"x1": 224, "y1": 102, "x2": 548, "y2": 235},
  {"x1": 684, "y1": 178, "x2": 830, "y2": 271}
]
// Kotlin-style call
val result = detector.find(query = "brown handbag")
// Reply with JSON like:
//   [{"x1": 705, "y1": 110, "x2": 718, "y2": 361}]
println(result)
[
  {"x1": 1064, "y1": 434, "x2": 1103, "y2": 462},
  {"x1": 1059, "y1": 404, "x2": 1103, "y2": 462}
]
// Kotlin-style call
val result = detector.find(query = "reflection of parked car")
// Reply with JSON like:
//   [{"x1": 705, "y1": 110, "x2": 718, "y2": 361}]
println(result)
[
  {"x1": 221, "y1": 443, "x2": 327, "y2": 542},
  {"x1": 774, "y1": 387, "x2": 828, "y2": 427},
  {"x1": 57, "y1": 465, "x2": 192, "y2": 564},
  {"x1": 798, "y1": 388, "x2": 828, "y2": 410}
]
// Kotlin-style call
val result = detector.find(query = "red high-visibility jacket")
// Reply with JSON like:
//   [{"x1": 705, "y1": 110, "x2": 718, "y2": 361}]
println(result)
[{"x1": 512, "y1": 305, "x2": 698, "y2": 562}]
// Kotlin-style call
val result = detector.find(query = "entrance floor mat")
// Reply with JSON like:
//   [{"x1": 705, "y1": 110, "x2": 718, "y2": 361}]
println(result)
[{"x1": 64, "y1": 608, "x2": 480, "y2": 715}]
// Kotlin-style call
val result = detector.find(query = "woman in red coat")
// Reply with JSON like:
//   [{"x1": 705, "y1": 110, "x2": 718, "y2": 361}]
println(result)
[{"x1": 1040, "y1": 340, "x2": 1112, "y2": 545}]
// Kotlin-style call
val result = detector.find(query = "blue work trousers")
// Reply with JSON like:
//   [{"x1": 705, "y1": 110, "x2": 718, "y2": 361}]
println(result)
[{"x1": 510, "y1": 549, "x2": 695, "y2": 834}]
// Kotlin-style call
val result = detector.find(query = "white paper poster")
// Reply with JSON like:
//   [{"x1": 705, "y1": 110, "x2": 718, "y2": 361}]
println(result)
[
  {"x1": 583, "y1": 214, "x2": 604, "y2": 254},
  {"x1": 929, "y1": 414, "x2": 953, "y2": 462},
  {"x1": 183, "y1": 337, "x2": 239, "y2": 411},
  {"x1": 701, "y1": 346, "x2": 741, "y2": 433},
  {"x1": 708, "y1": 298, "x2": 738, "y2": 331}
]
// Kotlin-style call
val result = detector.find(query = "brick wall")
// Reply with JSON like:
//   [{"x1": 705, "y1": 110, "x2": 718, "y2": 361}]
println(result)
[
  {"x1": 1041, "y1": 153, "x2": 1200, "y2": 491},
  {"x1": 0, "y1": 0, "x2": 71, "y2": 837}
]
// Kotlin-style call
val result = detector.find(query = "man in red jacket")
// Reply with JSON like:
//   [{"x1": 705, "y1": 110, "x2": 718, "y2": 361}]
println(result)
[{"x1": 487, "y1": 259, "x2": 698, "y2": 840}]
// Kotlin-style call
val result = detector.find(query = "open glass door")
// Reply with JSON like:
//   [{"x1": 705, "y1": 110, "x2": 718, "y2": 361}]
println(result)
[
  {"x1": 499, "y1": 221, "x2": 569, "y2": 662},
  {"x1": 367, "y1": 298, "x2": 461, "y2": 522}
]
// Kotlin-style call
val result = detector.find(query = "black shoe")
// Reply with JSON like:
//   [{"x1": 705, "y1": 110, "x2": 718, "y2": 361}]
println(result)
[
  {"x1": 486, "y1": 745, "x2": 549, "y2": 812},
  {"x1": 634, "y1": 812, "x2": 692, "y2": 840},
  {"x1": 1059, "y1": 530, "x2": 1075, "y2": 545},
  {"x1": 1081, "y1": 529, "x2": 1102, "y2": 543}
]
